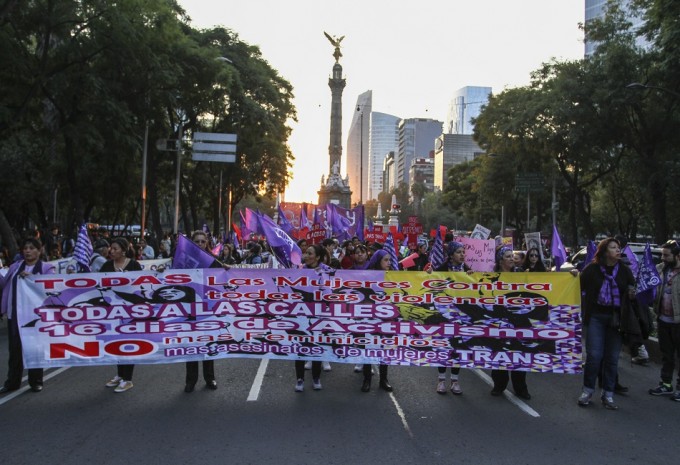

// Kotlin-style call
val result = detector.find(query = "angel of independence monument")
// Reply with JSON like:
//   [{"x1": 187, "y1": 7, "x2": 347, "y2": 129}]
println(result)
[{"x1": 318, "y1": 32, "x2": 352, "y2": 209}]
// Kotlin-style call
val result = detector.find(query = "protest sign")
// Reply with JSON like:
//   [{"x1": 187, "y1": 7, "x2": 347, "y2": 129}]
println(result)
[
  {"x1": 458, "y1": 237, "x2": 495, "y2": 271},
  {"x1": 17, "y1": 268, "x2": 582, "y2": 373}
]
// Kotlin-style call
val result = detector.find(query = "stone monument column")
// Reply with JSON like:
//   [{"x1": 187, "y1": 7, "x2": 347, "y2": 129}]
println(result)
[{"x1": 318, "y1": 32, "x2": 352, "y2": 208}]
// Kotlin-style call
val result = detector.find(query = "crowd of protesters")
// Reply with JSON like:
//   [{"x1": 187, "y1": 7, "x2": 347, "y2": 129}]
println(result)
[{"x1": 1, "y1": 224, "x2": 679, "y2": 411}]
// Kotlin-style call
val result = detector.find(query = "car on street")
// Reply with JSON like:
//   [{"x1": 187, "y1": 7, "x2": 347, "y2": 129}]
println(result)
[{"x1": 552, "y1": 242, "x2": 662, "y2": 272}]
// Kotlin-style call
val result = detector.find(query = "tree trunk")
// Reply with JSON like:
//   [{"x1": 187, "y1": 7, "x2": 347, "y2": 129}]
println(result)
[{"x1": 0, "y1": 208, "x2": 19, "y2": 259}]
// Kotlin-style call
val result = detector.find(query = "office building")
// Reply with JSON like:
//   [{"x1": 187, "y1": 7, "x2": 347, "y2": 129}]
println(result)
[{"x1": 445, "y1": 86, "x2": 492, "y2": 135}]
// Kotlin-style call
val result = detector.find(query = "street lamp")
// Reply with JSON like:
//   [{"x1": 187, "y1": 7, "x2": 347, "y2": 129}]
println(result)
[{"x1": 626, "y1": 82, "x2": 680, "y2": 99}]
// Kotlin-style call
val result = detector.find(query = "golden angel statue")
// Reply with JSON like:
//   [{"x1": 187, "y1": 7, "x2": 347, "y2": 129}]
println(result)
[{"x1": 324, "y1": 31, "x2": 345, "y2": 63}]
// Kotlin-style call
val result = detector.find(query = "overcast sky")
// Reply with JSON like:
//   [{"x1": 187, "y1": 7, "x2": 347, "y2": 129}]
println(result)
[{"x1": 179, "y1": 0, "x2": 585, "y2": 202}]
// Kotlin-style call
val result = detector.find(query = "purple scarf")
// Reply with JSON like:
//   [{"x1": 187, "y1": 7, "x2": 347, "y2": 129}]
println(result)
[{"x1": 597, "y1": 263, "x2": 620, "y2": 307}]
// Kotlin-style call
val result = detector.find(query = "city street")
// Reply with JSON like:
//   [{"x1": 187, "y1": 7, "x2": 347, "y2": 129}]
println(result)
[{"x1": 0, "y1": 320, "x2": 677, "y2": 465}]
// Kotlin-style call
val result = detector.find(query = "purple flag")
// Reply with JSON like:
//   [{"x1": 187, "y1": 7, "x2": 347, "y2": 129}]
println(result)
[
  {"x1": 367, "y1": 217, "x2": 374, "y2": 231},
  {"x1": 636, "y1": 243, "x2": 661, "y2": 307},
  {"x1": 622, "y1": 245, "x2": 639, "y2": 278},
  {"x1": 353, "y1": 205, "x2": 365, "y2": 241},
  {"x1": 299, "y1": 203, "x2": 310, "y2": 230},
  {"x1": 173, "y1": 234, "x2": 219, "y2": 269},
  {"x1": 429, "y1": 227, "x2": 445, "y2": 270},
  {"x1": 277, "y1": 204, "x2": 294, "y2": 236},
  {"x1": 255, "y1": 211, "x2": 301, "y2": 268},
  {"x1": 73, "y1": 224, "x2": 93, "y2": 272},
  {"x1": 240, "y1": 210, "x2": 252, "y2": 240},
  {"x1": 551, "y1": 224, "x2": 568, "y2": 271},
  {"x1": 326, "y1": 204, "x2": 352, "y2": 241},
  {"x1": 384, "y1": 233, "x2": 400, "y2": 271},
  {"x1": 577, "y1": 240, "x2": 597, "y2": 271},
  {"x1": 312, "y1": 205, "x2": 321, "y2": 227},
  {"x1": 243, "y1": 208, "x2": 260, "y2": 240}
]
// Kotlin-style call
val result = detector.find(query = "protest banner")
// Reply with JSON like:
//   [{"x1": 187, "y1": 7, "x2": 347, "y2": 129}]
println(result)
[
  {"x1": 458, "y1": 237, "x2": 495, "y2": 271},
  {"x1": 17, "y1": 268, "x2": 582, "y2": 373}
]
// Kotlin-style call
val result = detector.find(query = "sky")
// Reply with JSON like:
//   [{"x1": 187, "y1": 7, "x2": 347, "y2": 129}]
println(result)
[{"x1": 179, "y1": 0, "x2": 585, "y2": 203}]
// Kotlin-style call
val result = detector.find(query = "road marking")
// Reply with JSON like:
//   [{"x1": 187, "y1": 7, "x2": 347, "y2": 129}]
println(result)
[
  {"x1": 473, "y1": 369, "x2": 540, "y2": 418},
  {"x1": 247, "y1": 358, "x2": 269, "y2": 401},
  {"x1": 388, "y1": 392, "x2": 414, "y2": 438},
  {"x1": 0, "y1": 367, "x2": 70, "y2": 407}
]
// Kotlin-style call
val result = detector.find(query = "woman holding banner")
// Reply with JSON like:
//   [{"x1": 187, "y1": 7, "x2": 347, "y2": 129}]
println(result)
[
  {"x1": 182, "y1": 230, "x2": 219, "y2": 393},
  {"x1": 577, "y1": 237, "x2": 636, "y2": 410},
  {"x1": 490, "y1": 246, "x2": 532, "y2": 400},
  {"x1": 0, "y1": 237, "x2": 55, "y2": 394},
  {"x1": 101, "y1": 237, "x2": 142, "y2": 393},
  {"x1": 295, "y1": 244, "x2": 332, "y2": 392},
  {"x1": 359, "y1": 249, "x2": 394, "y2": 393},
  {"x1": 434, "y1": 241, "x2": 472, "y2": 395}
]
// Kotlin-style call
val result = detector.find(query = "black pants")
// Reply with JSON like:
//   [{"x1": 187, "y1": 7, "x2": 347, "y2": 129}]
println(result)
[
  {"x1": 438, "y1": 366, "x2": 461, "y2": 375},
  {"x1": 295, "y1": 361, "x2": 321, "y2": 380},
  {"x1": 5, "y1": 317, "x2": 43, "y2": 389},
  {"x1": 658, "y1": 320, "x2": 680, "y2": 385},
  {"x1": 491, "y1": 369, "x2": 527, "y2": 393},
  {"x1": 363, "y1": 364, "x2": 388, "y2": 380},
  {"x1": 117, "y1": 364, "x2": 134, "y2": 381},
  {"x1": 186, "y1": 361, "x2": 215, "y2": 385}
]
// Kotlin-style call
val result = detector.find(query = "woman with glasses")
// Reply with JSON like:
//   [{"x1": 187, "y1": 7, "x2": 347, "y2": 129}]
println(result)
[{"x1": 522, "y1": 247, "x2": 547, "y2": 272}]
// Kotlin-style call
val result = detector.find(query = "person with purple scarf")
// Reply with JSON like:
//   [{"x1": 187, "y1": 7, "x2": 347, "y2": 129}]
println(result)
[
  {"x1": 577, "y1": 237, "x2": 636, "y2": 410},
  {"x1": 0, "y1": 237, "x2": 55, "y2": 393}
]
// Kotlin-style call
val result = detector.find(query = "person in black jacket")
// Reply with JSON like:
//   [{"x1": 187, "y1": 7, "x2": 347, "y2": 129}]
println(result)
[{"x1": 577, "y1": 237, "x2": 636, "y2": 410}]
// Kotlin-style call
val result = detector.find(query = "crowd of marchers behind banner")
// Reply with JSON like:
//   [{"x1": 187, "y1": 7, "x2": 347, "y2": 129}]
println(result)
[{"x1": 1, "y1": 225, "x2": 680, "y2": 412}]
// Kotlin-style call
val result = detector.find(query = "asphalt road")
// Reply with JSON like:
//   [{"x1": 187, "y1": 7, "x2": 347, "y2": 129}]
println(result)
[{"x1": 0, "y1": 319, "x2": 678, "y2": 465}]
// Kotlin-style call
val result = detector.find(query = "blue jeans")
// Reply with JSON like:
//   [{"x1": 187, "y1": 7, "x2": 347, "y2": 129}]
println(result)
[{"x1": 583, "y1": 312, "x2": 622, "y2": 396}]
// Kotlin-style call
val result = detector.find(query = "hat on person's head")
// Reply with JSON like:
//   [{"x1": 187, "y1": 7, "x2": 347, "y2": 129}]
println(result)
[
  {"x1": 447, "y1": 241, "x2": 465, "y2": 255},
  {"x1": 94, "y1": 239, "x2": 110, "y2": 249}
]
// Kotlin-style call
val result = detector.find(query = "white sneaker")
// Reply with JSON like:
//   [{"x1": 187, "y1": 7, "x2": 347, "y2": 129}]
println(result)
[
  {"x1": 354, "y1": 364, "x2": 362, "y2": 373},
  {"x1": 295, "y1": 379, "x2": 304, "y2": 392},
  {"x1": 105, "y1": 375, "x2": 122, "y2": 388},
  {"x1": 114, "y1": 380, "x2": 133, "y2": 393},
  {"x1": 312, "y1": 378, "x2": 322, "y2": 390},
  {"x1": 450, "y1": 380, "x2": 463, "y2": 395},
  {"x1": 436, "y1": 380, "x2": 447, "y2": 394},
  {"x1": 632, "y1": 345, "x2": 649, "y2": 364},
  {"x1": 304, "y1": 361, "x2": 312, "y2": 370},
  {"x1": 322, "y1": 361, "x2": 332, "y2": 372}
]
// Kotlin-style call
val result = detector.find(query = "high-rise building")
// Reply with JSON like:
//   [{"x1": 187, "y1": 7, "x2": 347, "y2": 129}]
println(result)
[
  {"x1": 433, "y1": 134, "x2": 485, "y2": 191},
  {"x1": 395, "y1": 118, "x2": 442, "y2": 187},
  {"x1": 445, "y1": 86, "x2": 492, "y2": 135},
  {"x1": 409, "y1": 156, "x2": 435, "y2": 203},
  {"x1": 383, "y1": 151, "x2": 396, "y2": 194},
  {"x1": 368, "y1": 112, "x2": 399, "y2": 200},
  {"x1": 584, "y1": 0, "x2": 647, "y2": 56},
  {"x1": 346, "y1": 90, "x2": 372, "y2": 205}
]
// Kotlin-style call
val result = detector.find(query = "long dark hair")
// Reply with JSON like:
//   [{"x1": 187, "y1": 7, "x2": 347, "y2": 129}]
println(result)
[
  {"x1": 305, "y1": 244, "x2": 329, "y2": 267},
  {"x1": 593, "y1": 237, "x2": 620, "y2": 265},
  {"x1": 522, "y1": 247, "x2": 546, "y2": 271}
]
